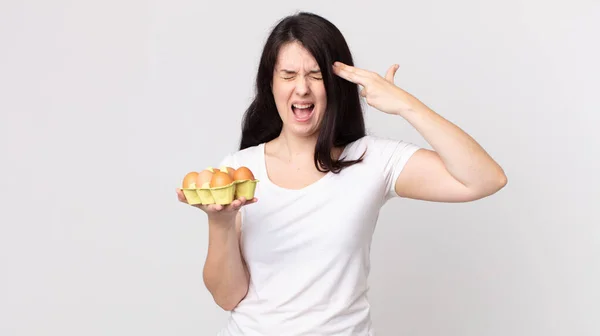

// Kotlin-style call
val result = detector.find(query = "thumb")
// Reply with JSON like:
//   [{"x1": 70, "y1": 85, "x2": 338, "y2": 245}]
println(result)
[{"x1": 385, "y1": 64, "x2": 399, "y2": 83}]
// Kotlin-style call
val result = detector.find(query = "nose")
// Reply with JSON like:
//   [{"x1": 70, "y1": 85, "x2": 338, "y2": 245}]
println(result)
[{"x1": 294, "y1": 76, "x2": 310, "y2": 96}]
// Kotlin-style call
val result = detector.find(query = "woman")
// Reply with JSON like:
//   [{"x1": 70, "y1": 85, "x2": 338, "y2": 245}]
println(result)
[{"x1": 177, "y1": 12, "x2": 507, "y2": 336}]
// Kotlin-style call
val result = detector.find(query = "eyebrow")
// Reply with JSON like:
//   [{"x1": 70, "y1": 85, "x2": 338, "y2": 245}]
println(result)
[{"x1": 279, "y1": 69, "x2": 322, "y2": 74}]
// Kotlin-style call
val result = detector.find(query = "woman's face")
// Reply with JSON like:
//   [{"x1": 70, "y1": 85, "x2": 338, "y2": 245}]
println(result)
[{"x1": 272, "y1": 41, "x2": 327, "y2": 138}]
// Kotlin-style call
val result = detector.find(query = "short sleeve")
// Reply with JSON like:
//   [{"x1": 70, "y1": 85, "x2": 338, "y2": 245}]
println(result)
[
  {"x1": 367, "y1": 136, "x2": 420, "y2": 200},
  {"x1": 217, "y1": 152, "x2": 237, "y2": 169}
]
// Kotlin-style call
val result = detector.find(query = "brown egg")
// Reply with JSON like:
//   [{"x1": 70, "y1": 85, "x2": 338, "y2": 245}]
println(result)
[
  {"x1": 219, "y1": 166, "x2": 235, "y2": 178},
  {"x1": 233, "y1": 166, "x2": 254, "y2": 181},
  {"x1": 195, "y1": 169, "x2": 214, "y2": 188},
  {"x1": 182, "y1": 171, "x2": 199, "y2": 188},
  {"x1": 210, "y1": 171, "x2": 233, "y2": 188}
]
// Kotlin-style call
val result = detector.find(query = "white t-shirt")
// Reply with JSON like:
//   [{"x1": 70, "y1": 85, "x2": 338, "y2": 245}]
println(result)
[{"x1": 216, "y1": 135, "x2": 420, "y2": 336}]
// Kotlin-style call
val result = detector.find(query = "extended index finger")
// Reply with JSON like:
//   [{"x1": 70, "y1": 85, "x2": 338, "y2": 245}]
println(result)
[{"x1": 333, "y1": 62, "x2": 368, "y2": 85}]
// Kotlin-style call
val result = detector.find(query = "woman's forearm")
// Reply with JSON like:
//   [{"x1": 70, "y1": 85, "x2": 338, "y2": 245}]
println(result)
[
  {"x1": 397, "y1": 93, "x2": 507, "y2": 192},
  {"x1": 203, "y1": 217, "x2": 249, "y2": 311}
]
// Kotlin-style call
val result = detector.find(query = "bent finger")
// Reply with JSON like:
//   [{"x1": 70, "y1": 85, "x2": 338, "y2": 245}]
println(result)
[{"x1": 176, "y1": 188, "x2": 187, "y2": 203}]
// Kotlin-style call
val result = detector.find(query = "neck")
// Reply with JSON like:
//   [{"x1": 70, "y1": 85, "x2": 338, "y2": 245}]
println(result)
[{"x1": 272, "y1": 130, "x2": 318, "y2": 161}]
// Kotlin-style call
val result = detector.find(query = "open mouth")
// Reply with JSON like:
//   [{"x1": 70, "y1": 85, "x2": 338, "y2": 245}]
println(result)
[{"x1": 292, "y1": 103, "x2": 315, "y2": 122}]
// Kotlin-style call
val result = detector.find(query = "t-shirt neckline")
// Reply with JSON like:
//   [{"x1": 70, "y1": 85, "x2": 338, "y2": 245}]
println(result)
[{"x1": 258, "y1": 142, "x2": 349, "y2": 193}]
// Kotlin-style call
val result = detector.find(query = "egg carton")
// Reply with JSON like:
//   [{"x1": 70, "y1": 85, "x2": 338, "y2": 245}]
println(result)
[{"x1": 181, "y1": 179, "x2": 259, "y2": 205}]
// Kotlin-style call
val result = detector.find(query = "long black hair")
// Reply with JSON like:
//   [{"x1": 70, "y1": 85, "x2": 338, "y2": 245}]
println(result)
[{"x1": 239, "y1": 12, "x2": 366, "y2": 173}]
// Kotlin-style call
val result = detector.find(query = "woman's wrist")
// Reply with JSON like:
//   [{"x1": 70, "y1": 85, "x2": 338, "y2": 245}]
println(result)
[{"x1": 207, "y1": 213, "x2": 238, "y2": 231}]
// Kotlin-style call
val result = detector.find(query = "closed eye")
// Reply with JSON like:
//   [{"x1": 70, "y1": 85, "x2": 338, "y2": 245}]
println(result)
[
  {"x1": 282, "y1": 76, "x2": 322, "y2": 81},
  {"x1": 279, "y1": 69, "x2": 322, "y2": 80},
  {"x1": 309, "y1": 70, "x2": 322, "y2": 80}
]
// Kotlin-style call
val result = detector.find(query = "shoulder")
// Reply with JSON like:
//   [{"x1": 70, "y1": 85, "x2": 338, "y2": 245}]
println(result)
[
  {"x1": 343, "y1": 135, "x2": 420, "y2": 165},
  {"x1": 218, "y1": 143, "x2": 264, "y2": 173}
]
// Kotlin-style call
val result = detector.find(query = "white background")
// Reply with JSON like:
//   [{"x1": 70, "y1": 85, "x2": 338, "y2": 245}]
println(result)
[{"x1": 1, "y1": 0, "x2": 599, "y2": 335}]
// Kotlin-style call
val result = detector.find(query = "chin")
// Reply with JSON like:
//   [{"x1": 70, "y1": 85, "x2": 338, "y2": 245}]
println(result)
[{"x1": 290, "y1": 126, "x2": 320, "y2": 138}]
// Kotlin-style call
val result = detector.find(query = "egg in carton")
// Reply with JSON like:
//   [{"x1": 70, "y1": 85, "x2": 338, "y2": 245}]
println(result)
[
  {"x1": 181, "y1": 166, "x2": 258, "y2": 205},
  {"x1": 181, "y1": 172, "x2": 203, "y2": 205},
  {"x1": 231, "y1": 167, "x2": 259, "y2": 200}
]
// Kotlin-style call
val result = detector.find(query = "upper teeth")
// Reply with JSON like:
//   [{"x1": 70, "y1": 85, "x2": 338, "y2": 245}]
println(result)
[{"x1": 293, "y1": 104, "x2": 312, "y2": 109}]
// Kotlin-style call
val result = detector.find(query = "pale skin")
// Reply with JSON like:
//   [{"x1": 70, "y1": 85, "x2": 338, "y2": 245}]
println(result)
[
  {"x1": 265, "y1": 42, "x2": 335, "y2": 189},
  {"x1": 176, "y1": 44, "x2": 507, "y2": 310},
  {"x1": 174, "y1": 191, "x2": 256, "y2": 310},
  {"x1": 331, "y1": 61, "x2": 508, "y2": 201}
]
